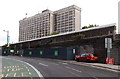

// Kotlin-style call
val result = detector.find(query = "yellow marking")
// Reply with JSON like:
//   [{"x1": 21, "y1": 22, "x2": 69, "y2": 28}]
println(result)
[
  {"x1": 17, "y1": 68, "x2": 20, "y2": 71},
  {"x1": 16, "y1": 68, "x2": 18, "y2": 71},
  {"x1": 2, "y1": 74, "x2": 4, "y2": 77},
  {"x1": 5, "y1": 74, "x2": 8, "y2": 77},
  {"x1": 4, "y1": 67, "x2": 6, "y2": 68},
  {"x1": 7, "y1": 69, "x2": 10, "y2": 71},
  {"x1": 21, "y1": 72, "x2": 24, "y2": 77},
  {"x1": 14, "y1": 73, "x2": 16, "y2": 77},
  {"x1": 29, "y1": 72, "x2": 31, "y2": 75},
  {"x1": 12, "y1": 69, "x2": 14, "y2": 71},
  {"x1": 14, "y1": 69, "x2": 16, "y2": 71}
]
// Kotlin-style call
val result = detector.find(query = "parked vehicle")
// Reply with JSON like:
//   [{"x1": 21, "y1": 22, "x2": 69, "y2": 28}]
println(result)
[{"x1": 75, "y1": 53, "x2": 99, "y2": 62}]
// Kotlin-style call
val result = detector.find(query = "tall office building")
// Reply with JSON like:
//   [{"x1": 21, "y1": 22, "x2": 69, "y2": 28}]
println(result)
[
  {"x1": 54, "y1": 5, "x2": 81, "y2": 33},
  {"x1": 19, "y1": 5, "x2": 81, "y2": 42},
  {"x1": 19, "y1": 9, "x2": 54, "y2": 41}
]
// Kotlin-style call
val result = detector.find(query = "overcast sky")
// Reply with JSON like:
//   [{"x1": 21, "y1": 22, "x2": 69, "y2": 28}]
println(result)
[{"x1": 0, "y1": 0, "x2": 119, "y2": 46}]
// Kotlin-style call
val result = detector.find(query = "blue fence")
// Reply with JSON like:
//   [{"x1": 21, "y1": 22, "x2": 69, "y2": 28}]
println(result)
[{"x1": 2, "y1": 47, "x2": 78, "y2": 60}]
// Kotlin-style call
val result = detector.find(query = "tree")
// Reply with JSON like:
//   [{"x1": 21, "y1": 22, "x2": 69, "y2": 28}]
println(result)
[
  {"x1": 82, "y1": 24, "x2": 97, "y2": 29},
  {"x1": 48, "y1": 32, "x2": 59, "y2": 36},
  {"x1": 82, "y1": 26, "x2": 88, "y2": 29}
]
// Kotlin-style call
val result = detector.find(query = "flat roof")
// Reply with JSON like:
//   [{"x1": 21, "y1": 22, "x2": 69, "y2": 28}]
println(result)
[{"x1": 13, "y1": 23, "x2": 116, "y2": 45}]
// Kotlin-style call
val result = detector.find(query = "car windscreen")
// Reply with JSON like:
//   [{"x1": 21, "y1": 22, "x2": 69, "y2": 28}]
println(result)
[
  {"x1": 81, "y1": 54, "x2": 89, "y2": 57},
  {"x1": 91, "y1": 54, "x2": 97, "y2": 56}
]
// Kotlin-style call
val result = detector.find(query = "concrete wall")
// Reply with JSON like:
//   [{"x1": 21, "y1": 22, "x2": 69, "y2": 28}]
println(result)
[{"x1": 110, "y1": 46, "x2": 120, "y2": 65}]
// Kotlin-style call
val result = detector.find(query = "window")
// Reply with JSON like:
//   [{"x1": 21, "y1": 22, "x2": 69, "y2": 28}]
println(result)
[
  {"x1": 69, "y1": 11, "x2": 73, "y2": 15},
  {"x1": 69, "y1": 16, "x2": 73, "y2": 20},
  {"x1": 81, "y1": 54, "x2": 89, "y2": 57}
]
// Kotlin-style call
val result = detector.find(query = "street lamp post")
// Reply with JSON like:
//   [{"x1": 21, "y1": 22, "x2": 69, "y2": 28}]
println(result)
[{"x1": 3, "y1": 30, "x2": 9, "y2": 46}]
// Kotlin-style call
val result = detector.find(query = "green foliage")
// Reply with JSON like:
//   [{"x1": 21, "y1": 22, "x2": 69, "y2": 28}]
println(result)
[
  {"x1": 72, "y1": 34, "x2": 85, "y2": 40},
  {"x1": 82, "y1": 26, "x2": 88, "y2": 29},
  {"x1": 82, "y1": 24, "x2": 97, "y2": 29},
  {"x1": 48, "y1": 32, "x2": 59, "y2": 36}
]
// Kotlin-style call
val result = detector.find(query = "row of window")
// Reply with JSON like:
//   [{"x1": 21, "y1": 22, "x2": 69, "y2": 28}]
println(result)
[{"x1": 56, "y1": 10, "x2": 74, "y2": 17}]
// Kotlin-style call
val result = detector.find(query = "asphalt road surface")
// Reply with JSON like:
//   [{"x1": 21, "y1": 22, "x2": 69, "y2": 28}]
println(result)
[
  {"x1": 1, "y1": 56, "x2": 42, "y2": 78},
  {"x1": 1, "y1": 56, "x2": 119, "y2": 79}
]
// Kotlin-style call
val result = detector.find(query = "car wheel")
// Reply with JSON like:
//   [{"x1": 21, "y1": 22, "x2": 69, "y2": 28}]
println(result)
[
  {"x1": 76, "y1": 58, "x2": 79, "y2": 62},
  {"x1": 87, "y1": 59, "x2": 90, "y2": 62}
]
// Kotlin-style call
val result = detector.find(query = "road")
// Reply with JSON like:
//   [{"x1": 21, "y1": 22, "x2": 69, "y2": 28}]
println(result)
[
  {"x1": 1, "y1": 56, "x2": 43, "y2": 78},
  {"x1": 1, "y1": 56, "x2": 119, "y2": 79}
]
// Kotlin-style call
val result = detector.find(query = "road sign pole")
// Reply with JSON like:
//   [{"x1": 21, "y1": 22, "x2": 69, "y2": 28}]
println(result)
[
  {"x1": 107, "y1": 45, "x2": 110, "y2": 58},
  {"x1": 105, "y1": 38, "x2": 112, "y2": 58}
]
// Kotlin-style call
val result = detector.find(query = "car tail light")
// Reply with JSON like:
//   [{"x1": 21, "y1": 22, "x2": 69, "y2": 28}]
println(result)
[
  {"x1": 94, "y1": 57, "x2": 98, "y2": 59},
  {"x1": 76, "y1": 55, "x2": 80, "y2": 58}
]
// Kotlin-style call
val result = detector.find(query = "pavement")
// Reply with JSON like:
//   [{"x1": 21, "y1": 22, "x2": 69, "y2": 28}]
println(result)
[{"x1": 83, "y1": 62, "x2": 119, "y2": 71}]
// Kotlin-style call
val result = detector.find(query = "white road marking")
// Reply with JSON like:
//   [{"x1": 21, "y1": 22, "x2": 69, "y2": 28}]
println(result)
[
  {"x1": 62, "y1": 63, "x2": 68, "y2": 65},
  {"x1": 66, "y1": 66, "x2": 82, "y2": 73},
  {"x1": 39, "y1": 63, "x2": 48, "y2": 67},
  {"x1": 3, "y1": 57, "x2": 44, "y2": 78}
]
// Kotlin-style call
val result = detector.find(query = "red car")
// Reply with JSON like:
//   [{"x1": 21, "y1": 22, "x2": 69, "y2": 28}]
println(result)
[{"x1": 75, "y1": 53, "x2": 99, "y2": 62}]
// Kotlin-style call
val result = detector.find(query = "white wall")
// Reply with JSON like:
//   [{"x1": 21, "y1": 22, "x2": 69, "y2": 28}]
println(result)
[{"x1": 118, "y1": 1, "x2": 120, "y2": 34}]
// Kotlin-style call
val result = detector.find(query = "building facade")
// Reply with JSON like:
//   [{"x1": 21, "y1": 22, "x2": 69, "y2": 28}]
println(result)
[
  {"x1": 19, "y1": 5, "x2": 81, "y2": 42},
  {"x1": 54, "y1": 5, "x2": 81, "y2": 33},
  {"x1": 19, "y1": 9, "x2": 54, "y2": 41}
]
